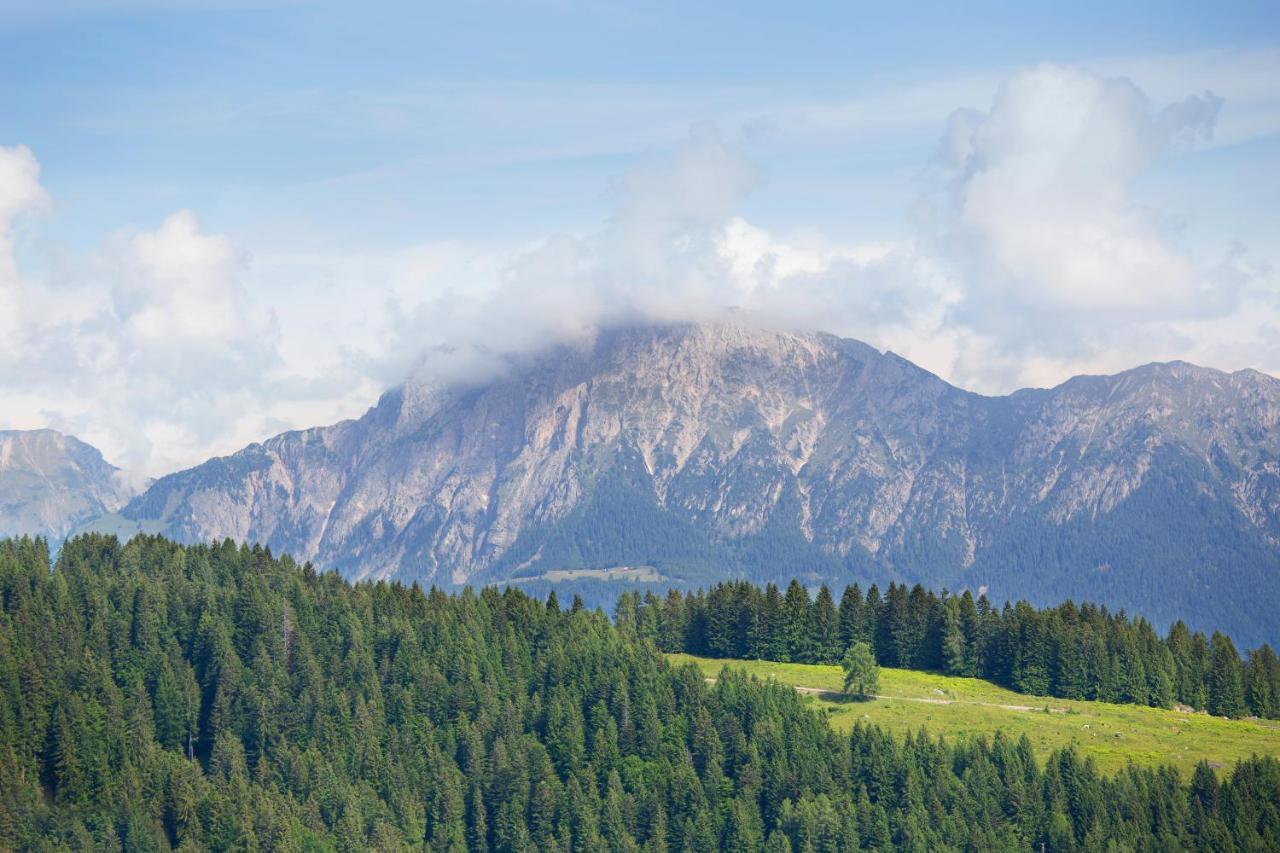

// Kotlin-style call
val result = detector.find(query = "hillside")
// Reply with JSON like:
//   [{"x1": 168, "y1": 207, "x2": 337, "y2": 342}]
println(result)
[
  {"x1": 2, "y1": 534, "x2": 1278, "y2": 850},
  {"x1": 670, "y1": 653, "x2": 1280, "y2": 777},
  {"x1": 0, "y1": 429, "x2": 136, "y2": 541},
  {"x1": 109, "y1": 320, "x2": 1280, "y2": 646}
]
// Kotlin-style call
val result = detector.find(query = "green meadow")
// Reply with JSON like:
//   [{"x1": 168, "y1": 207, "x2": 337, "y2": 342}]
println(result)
[{"x1": 668, "y1": 652, "x2": 1280, "y2": 777}]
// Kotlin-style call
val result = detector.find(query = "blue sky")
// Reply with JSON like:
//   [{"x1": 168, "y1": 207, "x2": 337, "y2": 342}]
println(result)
[
  {"x1": 7, "y1": 1, "x2": 1278, "y2": 248},
  {"x1": 1, "y1": 1, "x2": 1278, "y2": 476}
]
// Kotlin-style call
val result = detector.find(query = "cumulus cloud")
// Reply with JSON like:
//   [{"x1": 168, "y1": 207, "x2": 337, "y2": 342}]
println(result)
[
  {"x1": 0, "y1": 178, "x2": 282, "y2": 479},
  {"x1": 909, "y1": 65, "x2": 1251, "y2": 388},
  {"x1": 110, "y1": 210, "x2": 248, "y2": 348},
  {"x1": 0, "y1": 145, "x2": 46, "y2": 242},
  {"x1": 0, "y1": 145, "x2": 49, "y2": 352},
  {"x1": 201, "y1": 65, "x2": 1277, "y2": 418},
  {"x1": 1, "y1": 62, "x2": 1276, "y2": 478},
  {"x1": 924, "y1": 66, "x2": 1222, "y2": 316},
  {"x1": 373, "y1": 67, "x2": 1252, "y2": 395},
  {"x1": 357, "y1": 124, "x2": 765, "y2": 387}
]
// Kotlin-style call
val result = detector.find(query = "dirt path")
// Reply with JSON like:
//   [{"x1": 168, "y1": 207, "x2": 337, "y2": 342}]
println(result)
[
  {"x1": 706, "y1": 676, "x2": 1280, "y2": 726},
  {"x1": 711, "y1": 678, "x2": 1066, "y2": 713},
  {"x1": 791, "y1": 684, "x2": 1062, "y2": 711}
]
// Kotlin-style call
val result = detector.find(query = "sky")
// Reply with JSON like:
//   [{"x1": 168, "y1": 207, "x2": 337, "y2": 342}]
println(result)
[{"x1": 1, "y1": 1, "x2": 1278, "y2": 480}]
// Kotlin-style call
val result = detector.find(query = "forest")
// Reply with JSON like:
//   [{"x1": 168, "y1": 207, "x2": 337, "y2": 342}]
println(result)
[
  {"x1": 1, "y1": 534, "x2": 1278, "y2": 851},
  {"x1": 619, "y1": 580, "x2": 1280, "y2": 720}
]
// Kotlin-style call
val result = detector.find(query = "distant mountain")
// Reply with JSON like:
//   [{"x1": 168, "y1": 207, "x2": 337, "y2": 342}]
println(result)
[
  {"x1": 0, "y1": 429, "x2": 136, "y2": 542},
  {"x1": 113, "y1": 321, "x2": 1280, "y2": 646}
]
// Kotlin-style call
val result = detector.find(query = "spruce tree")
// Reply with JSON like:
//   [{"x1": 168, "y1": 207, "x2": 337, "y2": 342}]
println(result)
[
  {"x1": 1208, "y1": 632, "x2": 1246, "y2": 718},
  {"x1": 811, "y1": 585, "x2": 840, "y2": 664},
  {"x1": 782, "y1": 581, "x2": 811, "y2": 663},
  {"x1": 941, "y1": 596, "x2": 967, "y2": 677},
  {"x1": 837, "y1": 584, "x2": 863, "y2": 651}
]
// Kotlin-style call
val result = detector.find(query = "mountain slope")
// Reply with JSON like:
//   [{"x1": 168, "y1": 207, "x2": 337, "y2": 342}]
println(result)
[
  {"x1": 0, "y1": 429, "x2": 136, "y2": 541},
  {"x1": 116, "y1": 321, "x2": 1280, "y2": 645}
]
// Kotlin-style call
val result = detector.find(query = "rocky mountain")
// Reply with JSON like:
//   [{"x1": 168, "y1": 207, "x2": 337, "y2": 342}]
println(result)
[
  {"x1": 0, "y1": 429, "x2": 136, "y2": 542},
  {"x1": 114, "y1": 321, "x2": 1280, "y2": 646}
]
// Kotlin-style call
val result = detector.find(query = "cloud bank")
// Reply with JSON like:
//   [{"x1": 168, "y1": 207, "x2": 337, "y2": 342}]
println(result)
[
  {"x1": 0, "y1": 179, "x2": 280, "y2": 479},
  {"x1": 377, "y1": 65, "x2": 1260, "y2": 395},
  {"x1": 1, "y1": 63, "x2": 1276, "y2": 477}
]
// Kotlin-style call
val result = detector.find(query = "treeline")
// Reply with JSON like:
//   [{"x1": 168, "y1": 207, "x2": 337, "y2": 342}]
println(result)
[
  {"x1": 2, "y1": 535, "x2": 1280, "y2": 851},
  {"x1": 617, "y1": 580, "x2": 1280, "y2": 719}
]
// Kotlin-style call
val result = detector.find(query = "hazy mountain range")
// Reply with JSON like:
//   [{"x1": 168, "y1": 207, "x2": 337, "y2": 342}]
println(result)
[
  {"x1": 0, "y1": 429, "x2": 137, "y2": 542},
  {"x1": 5, "y1": 321, "x2": 1280, "y2": 645}
]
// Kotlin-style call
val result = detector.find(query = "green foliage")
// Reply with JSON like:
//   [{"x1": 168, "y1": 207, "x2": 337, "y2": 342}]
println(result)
[
  {"x1": 1208, "y1": 632, "x2": 1247, "y2": 719},
  {"x1": 479, "y1": 441, "x2": 1280, "y2": 652},
  {"x1": 641, "y1": 580, "x2": 1280, "y2": 720},
  {"x1": 1, "y1": 534, "x2": 1279, "y2": 851},
  {"x1": 840, "y1": 642, "x2": 879, "y2": 698},
  {"x1": 670, "y1": 652, "x2": 1280, "y2": 779}
]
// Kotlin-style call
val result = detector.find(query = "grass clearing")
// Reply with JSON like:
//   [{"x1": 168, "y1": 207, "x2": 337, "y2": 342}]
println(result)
[
  {"x1": 667, "y1": 653, "x2": 1280, "y2": 777},
  {"x1": 526, "y1": 566, "x2": 669, "y2": 583}
]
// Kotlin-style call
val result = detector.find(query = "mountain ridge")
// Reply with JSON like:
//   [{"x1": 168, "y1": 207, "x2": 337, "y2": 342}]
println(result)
[
  {"x1": 89, "y1": 320, "x2": 1280, "y2": 645},
  {"x1": 0, "y1": 428, "x2": 137, "y2": 542}
]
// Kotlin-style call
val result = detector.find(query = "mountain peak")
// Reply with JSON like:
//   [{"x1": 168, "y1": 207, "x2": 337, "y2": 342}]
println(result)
[
  {"x1": 0, "y1": 429, "x2": 136, "y2": 541},
  {"x1": 108, "y1": 328, "x2": 1280, "y2": 646}
]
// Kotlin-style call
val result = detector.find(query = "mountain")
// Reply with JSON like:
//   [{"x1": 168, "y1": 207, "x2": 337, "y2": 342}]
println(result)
[
  {"x1": 113, "y1": 321, "x2": 1280, "y2": 646},
  {"x1": 0, "y1": 429, "x2": 137, "y2": 542}
]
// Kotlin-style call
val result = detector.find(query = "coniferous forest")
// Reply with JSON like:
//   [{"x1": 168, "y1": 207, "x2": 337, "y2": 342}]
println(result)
[
  {"x1": 622, "y1": 580, "x2": 1280, "y2": 720},
  {"x1": 2, "y1": 534, "x2": 1280, "y2": 851}
]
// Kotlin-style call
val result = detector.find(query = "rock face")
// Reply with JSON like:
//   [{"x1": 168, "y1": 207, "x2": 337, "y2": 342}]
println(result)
[
  {"x1": 118, "y1": 321, "x2": 1280, "y2": 645},
  {"x1": 0, "y1": 429, "x2": 136, "y2": 542}
]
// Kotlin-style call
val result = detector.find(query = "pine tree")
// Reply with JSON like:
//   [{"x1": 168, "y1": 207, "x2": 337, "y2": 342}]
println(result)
[
  {"x1": 1245, "y1": 645, "x2": 1279, "y2": 718},
  {"x1": 957, "y1": 590, "x2": 981, "y2": 677},
  {"x1": 152, "y1": 660, "x2": 187, "y2": 753},
  {"x1": 1207, "y1": 632, "x2": 1246, "y2": 718},
  {"x1": 941, "y1": 596, "x2": 967, "y2": 677},
  {"x1": 764, "y1": 828, "x2": 793, "y2": 852},
  {"x1": 660, "y1": 589, "x2": 688, "y2": 653},
  {"x1": 468, "y1": 785, "x2": 490, "y2": 852},
  {"x1": 1054, "y1": 624, "x2": 1088, "y2": 700},
  {"x1": 841, "y1": 642, "x2": 879, "y2": 699},
  {"x1": 759, "y1": 583, "x2": 787, "y2": 661},
  {"x1": 810, "y1": 586, "x2": 840, "y2": 665},
  {"x1": 782, "y1": 581, "x2": 811, "y2": 663},
  {"x1": 837, "y1": 584, "x2": 863, "y2": 651}
]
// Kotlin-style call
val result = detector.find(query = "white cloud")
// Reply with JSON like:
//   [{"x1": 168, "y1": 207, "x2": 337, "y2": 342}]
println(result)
[
  {"x1": 338, "y1": 124, "x2": 766, "y2": 390},
  {"x1": 1, "y1": 61, "x2": 1278, "y2": 480},
  {"x1": 0, "y1": 145, "x2": 46, "y2": 239},
  {"x1": 111, "y1": 210, "x2": 248, "y2": 347},
  {"x1": 906, "y1": 64, "x2": 1263, "y2": 390},
  {"x1": 928, "y1": 65, "x2": 1221, "y2": 316},
  {"x1": 0, "y1": 186, "x2": 285, "y2": 480},
  {"x1": 0, "y1": 145, "x2": 49, "y2": 352},
  {"x1": 1088, "y1": 48, "x2": 1280, "y2": 149}
]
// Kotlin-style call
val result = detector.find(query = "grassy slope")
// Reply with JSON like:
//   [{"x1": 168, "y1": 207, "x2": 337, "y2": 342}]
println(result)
[{"x1": 667, "y1": 653, "x2": 1280, "y2": 777}]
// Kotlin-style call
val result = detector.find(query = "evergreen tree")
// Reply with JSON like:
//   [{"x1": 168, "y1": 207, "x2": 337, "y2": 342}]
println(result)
[
  {"x1": 837, "y1": 584, "x2": 863, "y2": 651},
  {"x1": 941, "y1": 596, "x2": 967, "y2": 677},
  {"x1": 1245, "y1": 645, "x2": 1279, "y2": 719},
  {"x1": 781, "y1": 581, "x2": 811, "y2": 663},
  {"x1": 841, "y1": 642, "x2": 879, "y2": 699},
  {"x1": 758, "y1": 583, "x2": 787, "y2": 661},
  {"x1": 1208, "y1": 632, "x2": 1246, "y2": 718},
  {"x1": 810, "y1": 585, "x2": 840, "y2": 665},
  {"x1": 1, "y1": 534, "x2": 1278, "y2": 851}
]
